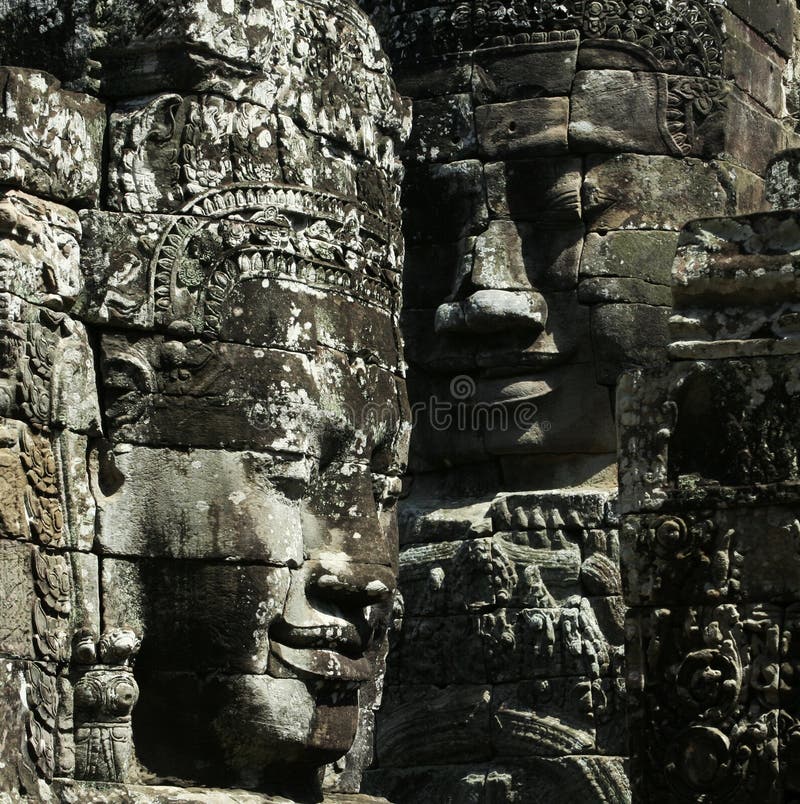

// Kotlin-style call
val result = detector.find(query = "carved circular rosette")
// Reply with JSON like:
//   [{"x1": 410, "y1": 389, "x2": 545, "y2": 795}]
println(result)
[
  {"x1": 664, "y1": 726, "x2": 742, "y2": 800},
  {"x1": 653, "y1": 515, "x2": 692, "y2": 558},
  {"x1": 675, "y1": 648, "x2": 741, "y2": 722}
]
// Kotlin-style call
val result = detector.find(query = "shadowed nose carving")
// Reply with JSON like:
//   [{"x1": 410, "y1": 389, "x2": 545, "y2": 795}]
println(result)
[{"x1": 435, "y1": 289, "x2": 547, "y2": 334}]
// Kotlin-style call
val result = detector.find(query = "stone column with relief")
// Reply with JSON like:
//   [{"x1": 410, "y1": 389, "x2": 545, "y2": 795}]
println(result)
[{"x1": 619, "y1": 153, "x2": 800, "y2": 802}]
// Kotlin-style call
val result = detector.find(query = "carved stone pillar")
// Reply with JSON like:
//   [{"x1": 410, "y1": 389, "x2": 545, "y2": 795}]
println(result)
[{"x1": 619, "y1": 180, "x2": 800, "y2": 801}]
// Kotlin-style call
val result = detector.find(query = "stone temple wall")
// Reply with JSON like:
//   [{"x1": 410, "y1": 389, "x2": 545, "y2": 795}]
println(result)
[
  {"x1": 3, "y1": 1, "x2": 800, "y2": 803},
  {"x1": 355, "y1": 1, "x2": 800, "y2": 802}
]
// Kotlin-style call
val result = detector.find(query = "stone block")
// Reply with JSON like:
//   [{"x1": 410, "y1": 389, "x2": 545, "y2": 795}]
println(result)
[
  {"x1": 0, "y1": 539, "x2": 37, "y2": 659},
  {"x1": 578, "y1": 278, "x2": 671, "y2": 306},
  {"x1": 621, "y1": 511, "x2": 736, "y2": 606},
  {"x1": 399, "y1": 534, "x2": 582, "y2": 618},
  {"x1": 0, "y1": 422, "x2": 93, "y2": 551},
  {"x1": 479, "y1": 364, "x2": 616, "y2": 457},
  {"x1": 55, "y1": 780, "x2": 392, "y2": 803},
  {"x1": 571, "y1": 69, "x2": 794, "y2": 171},
  {"x1": 717, "y1": 89, "x2": 800, "y2": 174},
  {"x1": 0, "y1": 540, "x2": 95, "y2": 663},
  {"x1": 101, "y1": 558, "x2": 291, "y2": 674},
  {"x1": 405, "y1": 94, "x2": 476, "y2": 162},
  {"x1": 766, "y1": 148, "x2": 800, "y2": 210},
  {"x1": 582, "y1": 155, "x2": 766, "y2": 232},
  {"x1": 106, "y1": 85, "x2": 403, "y2": 213},
  {"x1": 622, "y1": 506, "x2": 800, "y2": 606},
  {"x1": 398, "y1": 497, "x2": 493, "y2": 546},
  {"x1": 617, "y1": 357, "x2": 800, "y2": 515},
  {"x1": 386, "y1": 615, "x2": 486, "y2": 685},
  {"x1": 78, "y1": 208, "x2": 401, "y2": 368},
  {"x1": 672, "y1": 210, "x2": 800, "y2": 308},
  {"x1": 400, "y1": 310, "x2": 476, "y2": 373},
  {"x1": 475, "y1": 98, "x2": 569, "y2": 158},
  {"x1": 626, "y1": 604, "x2": 782, "y2": 803},
  {"x1": 569, "y1": 70, "x2": 675, "y2": 155},
  {"x1": 728, "y1": 506, "x2": 800, "y2": 603},
  {"x1": 580, "y1": 231, "x2": 678, "y2": 285},
  {"x1": 491, "y1": 490, "x2": 609, "y2": 532},
  {"x1": 726, "y1": 0, "x2": 796, "y2": 57},
  {"x1": 393, "y1": 56, "x2": 473, "y2": 99},
  {"x1": 53, "y1": 430, "x2": 95, "y2": 552},
  {"x1": 93, "y1": 444, "x2": 305, "y2": 564},
  {"x1": 403, "y1": 160, "x2": 488, "y2": 243},
  {"x1": 484, "y1": 758, "x2": 630, "y2": 803},
  {"x1": 0, "y1": 68, "x2": 103, "y2": 205},
  {"x1": 98, "y1": 334, "x2": 402, "y2": 458},
  {"x1": 0, "y1": 190, "x2": 82, "y2": 308},
  {"x1": 0, "y1": 421, "x2": 35, "y2": 543},
  {"x1": 720, "y1": 8, "x2": 787, "y2": 117},
  {"x1": 375, "y1": 684, "x2": 493, "y2": 766},
  {"x1": 485, "y1": 158, "x2": 582, "y2": 224},
  {"x1": 473, "y1": 38, "x2": 579, "y2": 101},
  {"x1": 363, "y1": 766, "x2": 487, "y2": 804},
  {"x1": 472, "y1": 221, "x2": 582, "y2": 292},
  {"x1": 497, "y1": 454, "x2": 617, "y2": 494},
  {"x1": 0, "y1": 659, "x2": 39, "y2": 794},
  {"x1": 0, "y1": 296, "x2": 101, "y2": 434},
  {"x1": 590, "y1": 303, "x2": 670, "y2": 386}
]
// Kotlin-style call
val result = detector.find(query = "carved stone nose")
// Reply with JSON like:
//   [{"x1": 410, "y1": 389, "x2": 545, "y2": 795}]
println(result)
[{"x1": 434, "y1": 289, "x2": 547, "y2": 334}]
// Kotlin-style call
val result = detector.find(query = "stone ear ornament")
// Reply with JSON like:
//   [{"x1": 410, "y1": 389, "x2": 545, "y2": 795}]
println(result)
[{"x1": 70, "y1": 628, "x2": 142, "y2": 782}]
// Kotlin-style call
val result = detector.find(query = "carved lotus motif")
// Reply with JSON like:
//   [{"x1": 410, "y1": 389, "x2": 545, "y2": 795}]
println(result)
[
  {"x1": 20, "y1": 431, "x2": 58, "y2": 497},
  {"x1": 33, "y1": 550, "x2": 71, "y2": 614},
  {"x1": 31, "y1": 496, "x2": 64, "y2": 545},
  {"x1": 98, "y1": 628, "x2": 142, "y2": 665}
]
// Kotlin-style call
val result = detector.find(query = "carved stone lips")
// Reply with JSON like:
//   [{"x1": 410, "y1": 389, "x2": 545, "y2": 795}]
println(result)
[
  {"x1": 268, "y1": 641, "x2": 371, "y2": 684},
  {"x1": 268, "y1": 620, "x2": 371, "y2": 684}
]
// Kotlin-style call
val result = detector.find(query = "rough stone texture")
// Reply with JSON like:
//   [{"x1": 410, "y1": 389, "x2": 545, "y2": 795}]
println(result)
[
  {"x1": 475, "y1": 97, "x2": 569, "y2": 158},
  {"x1": 618, "y1": 208, "x2": 800, "y2": 800},
  {"x1": 583, "y1": 154, "x2": 767, "y2": 232},
  {"x1": 570, "y1": 70, "x2": 799, "y2": 172},
  {"x1": 0, "y1": 68, "x2": 103, "y2": 205},
  {"x1": 0, "y1": 0, "x2": 410, "y2": 799},
  {"x1": 54, "y1": 782, "x2": 390, "y2": 804},
  {"x1": 356, "y1": 0, "x2": 800, "y2": 801},
  {"x1": 3, "y1": 0, "x2": 800, "y2": 802}
]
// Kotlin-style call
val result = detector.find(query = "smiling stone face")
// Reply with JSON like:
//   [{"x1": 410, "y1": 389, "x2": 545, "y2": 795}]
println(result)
[
  {"x1": 23, "y1": 0, "x2": 412, "y2": 793},
  {"x1": 91, "y1": 332, "x2": 406, "y2": 787},
  {"x1": 375, "y1": 0, "x2": 796, "y2": 485}
]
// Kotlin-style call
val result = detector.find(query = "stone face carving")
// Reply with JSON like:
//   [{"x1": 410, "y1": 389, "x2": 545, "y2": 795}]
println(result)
[
  {"x1": 1, "y1": 0, "x2": 800, "y2": 803},
  {"x1": 0, "y1": 0, "x2": 408, "y2": 800},
  {"x1": 358, "y1": 1, "x2": 800, "y2": 802}
]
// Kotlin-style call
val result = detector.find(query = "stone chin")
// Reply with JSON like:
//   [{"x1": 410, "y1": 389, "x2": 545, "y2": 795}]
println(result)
[{"x1": 209, "y1": 675, "x2": 359, "y2": 786}]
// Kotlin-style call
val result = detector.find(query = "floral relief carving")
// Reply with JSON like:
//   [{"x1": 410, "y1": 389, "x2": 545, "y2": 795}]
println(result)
[
  {"x1": 20, "y1": 428, "x2": 64, "y2": 548},
  {"x1": 447, "y1": 0, "x2": 727, "y2": 78}
]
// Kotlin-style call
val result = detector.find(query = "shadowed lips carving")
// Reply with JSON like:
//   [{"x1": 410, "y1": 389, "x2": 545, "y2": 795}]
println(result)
[{"x1": 268, "y1": 621, "x2": 371, "y2": 685}]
